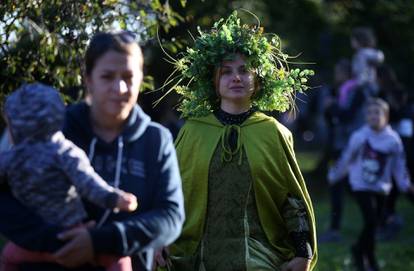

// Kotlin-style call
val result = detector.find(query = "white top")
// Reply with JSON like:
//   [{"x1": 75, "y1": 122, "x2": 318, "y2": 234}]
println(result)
[{"x1": 328, "y1": 125, "x2": 410, "y2": 194}]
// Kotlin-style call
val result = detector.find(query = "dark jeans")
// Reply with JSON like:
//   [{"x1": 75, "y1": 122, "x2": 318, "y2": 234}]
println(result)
[
  {"x1": 329, "y1": 179, "x2": 348, "y2": 230},
  {"x1": 353, "y1": 191, "x2": 386, "y2": 259}
]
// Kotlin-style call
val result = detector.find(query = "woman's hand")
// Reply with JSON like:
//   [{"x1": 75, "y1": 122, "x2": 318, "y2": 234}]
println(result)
[
  {"x1": 282, "y1": 257, "x2": 311, "y2": 271},
  {"x1": 53, "y1": 222, "x2": 95, "y2": 268}
]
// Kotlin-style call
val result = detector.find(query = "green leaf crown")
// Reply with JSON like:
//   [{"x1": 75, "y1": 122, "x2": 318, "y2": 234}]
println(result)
[{"x1": 162, "y1": 11, "x2": 314, "y2": 118}]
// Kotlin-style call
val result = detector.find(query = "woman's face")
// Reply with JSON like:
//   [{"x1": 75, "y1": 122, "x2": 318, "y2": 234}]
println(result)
[
  {"x1": 85, "y1": 47, "x2": 143, "y2": 123},
  {"x1": 366, "y1": 104, "x2": 387, "y2": 131},
  {"x1": 216, "y1": 54, "x2": 256, "y2": 106}
]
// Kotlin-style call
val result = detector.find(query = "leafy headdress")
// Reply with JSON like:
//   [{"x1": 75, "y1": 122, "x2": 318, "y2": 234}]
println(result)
[{"x1": 160, "y1": 11, "x2": 314, "y2": 118}]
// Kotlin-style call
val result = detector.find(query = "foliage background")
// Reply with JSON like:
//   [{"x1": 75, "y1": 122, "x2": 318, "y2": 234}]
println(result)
[
  {"x1": 144, "y1": 0, "x2": 414, "y2": 122},
  {"x1": 2, "y1": 0, "x2": 414, "y2": 120},
  {"x1": 0, "y1": 0, "x2": 185, "y2": 117}
]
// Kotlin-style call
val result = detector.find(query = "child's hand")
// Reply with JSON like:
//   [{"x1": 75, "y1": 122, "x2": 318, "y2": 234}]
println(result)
[{"x1": 116, "y1": 192, "x2": 138, "y2": 212}]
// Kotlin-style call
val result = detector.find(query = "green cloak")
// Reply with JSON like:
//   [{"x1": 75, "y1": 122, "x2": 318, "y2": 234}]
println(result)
[{"x1": 172, "y1": 112, "x2": 317, "y2": 270}]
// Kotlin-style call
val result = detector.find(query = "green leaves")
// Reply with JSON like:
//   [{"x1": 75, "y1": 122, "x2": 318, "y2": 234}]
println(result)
[
  {"x1": 0, "y1": 0, "x2": 186, "y2": 103},
  {"x1": 165, "y1": 11, "x2": 314, "y2": 118}
]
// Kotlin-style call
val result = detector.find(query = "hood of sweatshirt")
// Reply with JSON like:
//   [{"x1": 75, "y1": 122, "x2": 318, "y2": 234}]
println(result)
[{"x1": 64, "y1": 101, "x2": 151, "y2": 147}]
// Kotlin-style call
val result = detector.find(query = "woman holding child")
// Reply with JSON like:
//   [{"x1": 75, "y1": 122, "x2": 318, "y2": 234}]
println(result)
[{"x1": 0, "y1": 31, "x2": 184, "y2": 271}]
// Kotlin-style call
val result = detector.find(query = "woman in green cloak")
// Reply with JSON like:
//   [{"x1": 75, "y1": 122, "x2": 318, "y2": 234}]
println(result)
[{"x1": 160, "y1": 11, "x2": 317, "y2": 271}]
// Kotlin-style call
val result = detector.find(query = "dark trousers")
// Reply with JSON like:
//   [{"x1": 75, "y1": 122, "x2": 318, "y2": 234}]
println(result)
[
  {"x1": 329, "y1": 179, "x2": 347, "y2": 230},
  {"x1": 353, "y1": 191, "x2": 386, "y2": 260}
]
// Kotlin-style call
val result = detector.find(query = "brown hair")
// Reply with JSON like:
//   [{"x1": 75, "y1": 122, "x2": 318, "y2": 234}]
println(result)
[
  {"x1": 84, "y1": 31, "x2": 143, "y2": 76},
  {"x1": 366, "y1": 97, "x2": 389, "y2": 120},
  {"x1": 351, "y1": 27, "x2": 377, "y2": 48}
]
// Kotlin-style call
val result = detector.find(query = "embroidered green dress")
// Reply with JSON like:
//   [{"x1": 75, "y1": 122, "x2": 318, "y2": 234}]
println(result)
[{"x1": 202, "y1": 140, "x2": 284, "y2": 270}]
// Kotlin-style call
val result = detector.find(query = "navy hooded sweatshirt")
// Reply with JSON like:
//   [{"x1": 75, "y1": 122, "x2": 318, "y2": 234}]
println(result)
[{"x1": 0, "y1": 102, "x2": 185, "y2": 270}]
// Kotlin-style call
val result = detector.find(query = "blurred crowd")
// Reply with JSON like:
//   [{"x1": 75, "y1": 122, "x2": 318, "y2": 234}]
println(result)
[{"x1": 290, "y1": 27, "x2": 414, "y2": 271}]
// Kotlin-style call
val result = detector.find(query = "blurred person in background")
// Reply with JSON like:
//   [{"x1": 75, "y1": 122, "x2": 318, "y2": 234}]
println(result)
[
  {"x1": 328, "y1": 98, "x2": 414, "y2": 271},
  {"x1": 320, "y1": 58, "x2": 363, "y2": 243},
  {"x1": 350, "y1": 27, "x2": 384, "y2": 96}
]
